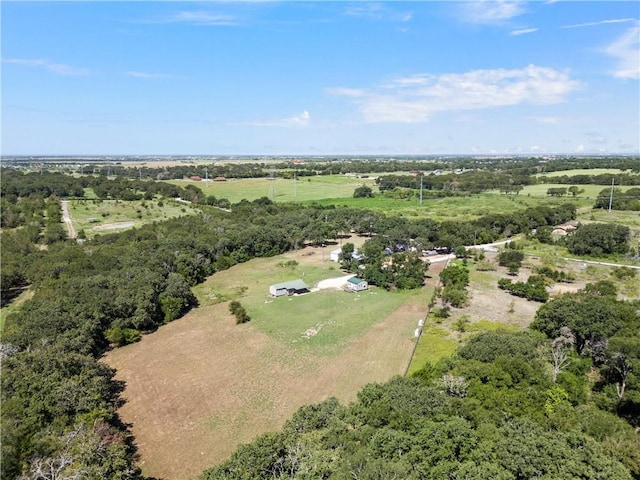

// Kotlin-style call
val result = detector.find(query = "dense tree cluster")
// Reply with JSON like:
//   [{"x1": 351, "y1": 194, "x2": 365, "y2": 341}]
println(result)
[
  {"x1": 498, "y1": 275, "x2": 549, "y2": 302},
  {"x1": 377, "y1": 171, "x2": 534, "y2": 195},
  {"x1": 539, "y1": 173, "x2": 640, "y2": 186},
  {"x1": 565, "y1": 223, "x2": 630, "y2": 256},
  {"x1": 531, "y1": 287, "x2": 640, "y2": 427}
]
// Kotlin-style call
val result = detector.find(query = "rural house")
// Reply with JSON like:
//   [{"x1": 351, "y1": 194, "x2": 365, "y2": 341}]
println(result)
[
  {"x1": 345, "y1": 276, "x2": 368, "y2": 292},
  {"x1": 269, "y1": 279, "x2": 310, "y2": 297}
]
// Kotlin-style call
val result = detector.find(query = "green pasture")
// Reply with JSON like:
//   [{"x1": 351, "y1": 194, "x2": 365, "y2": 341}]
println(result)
[
  {"x1": 248, "y1": 288, "x2": 421, "y2": 355},
  {"x1": 407, "y1": 326, "x2": 458, "y2": 375},
  {"x1": 163, "y1": 175, "x2": 377, "y2": 204},
  {"x1": 66, "y1": 198, "x2": 199, "y2": 237},
  {"x1": 195, "y1": 254, "x2": 425, "y2": 357},
  {"x1": 310, "y1": 192, "x2": 576, "y2": 222}
]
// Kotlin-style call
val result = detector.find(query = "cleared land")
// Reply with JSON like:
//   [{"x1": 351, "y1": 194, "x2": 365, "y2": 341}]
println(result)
[
  {"x1": 66, "y1": 198, "x2": 199, "y2": 238},
  {"x1": 164, "y1": 175, "x2": 377, "y2": 204},
  {"x1": 104, "y1": 240, "x2": 428, "y2": 480}
]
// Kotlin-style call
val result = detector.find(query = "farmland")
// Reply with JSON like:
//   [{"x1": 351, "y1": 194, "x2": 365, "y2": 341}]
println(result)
[
  {"x1": 65, "y1": 198, "x2": 200, "y2": 238},
  {"x1": 105, "y1": 242, "x2": 428, "y2": 480},
  {"x1": 4, "y1": 160, "x2": 640, "y2": 480}
]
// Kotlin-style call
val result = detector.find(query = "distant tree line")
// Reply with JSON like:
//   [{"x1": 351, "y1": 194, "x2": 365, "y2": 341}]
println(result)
[{"x1": 539, "y1": 173, "x2": 640, "y2": 186}]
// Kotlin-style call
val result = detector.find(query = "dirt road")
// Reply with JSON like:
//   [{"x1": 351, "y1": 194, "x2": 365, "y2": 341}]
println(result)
[{"x1": 60, "y1": 200, "x2": 76, "y2": 238}]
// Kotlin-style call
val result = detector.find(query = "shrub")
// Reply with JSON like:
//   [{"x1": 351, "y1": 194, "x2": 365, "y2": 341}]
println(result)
[
  {"x1": 229, "y1": 300, "x2": 251, "y2": 324},
  {"x1": 498, "y1": 249, "x2": 525, "y2": 267},
  {"x1": 105, "y1": 326, "x2": 142, "y2": 346}
]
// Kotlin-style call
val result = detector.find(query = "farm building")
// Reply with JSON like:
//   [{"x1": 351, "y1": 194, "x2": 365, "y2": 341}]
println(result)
[
  {"x1": 330, "y1": 247, "x2": 363, "y2": 262},
  {"x1": 345, "y1": 277, "x2": 368, "y2": 292},
  {"x1": 269, "y1": 279, "x2": 310, "y2": 297},
  {"x1": 213, "y1": 176, "x2": 227, "y2": 182},
  {"x1": 189, "y1": 175, "x2": 202, "y2": 181}
]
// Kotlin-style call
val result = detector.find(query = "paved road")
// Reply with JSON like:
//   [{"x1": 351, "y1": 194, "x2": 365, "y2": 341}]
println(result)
[{"x1": 60, "y1": 200, "x2": 76, "y2": 238}]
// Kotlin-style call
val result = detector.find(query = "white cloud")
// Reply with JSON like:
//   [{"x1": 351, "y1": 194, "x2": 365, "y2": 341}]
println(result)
[
  {"x1": 603, "y1": 26, "x2": 640, "y2": 79},
  {"x1": 510, "y1": 27, "x2": 538, "y2": 36},
  {"x1": 561, "y1": 18, "x2": 635, "y2": 29},
  {"x1": 241, "y1": 110, "x2": 311, "y2": 127},
  {"x1": 343, "y1": 3, "x2": 413, "y2": 22},
  {"x1": 124, "y1": 71, "x2": 183, "y2": 79},
  {"x1": 2, "y1": 58, "x2": 89, "y2": 76},
  {"x1": 137, "y1": 11, "x2": 240, "y2": 26},
  {"x1": 328, "y1": 65, "x2": 582, "y2": 123},
  {"x1": 461, "y1": 1, "x2": 525, "y2": 24}
]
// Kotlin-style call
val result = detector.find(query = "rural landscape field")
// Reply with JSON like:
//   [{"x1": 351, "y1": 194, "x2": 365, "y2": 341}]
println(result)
[
  {"x1": 3, "y1": 1, "x2": 640, "y2": 479},
  {"x1": 3, "y1": 154, "x2": 640, "y2": 480}
]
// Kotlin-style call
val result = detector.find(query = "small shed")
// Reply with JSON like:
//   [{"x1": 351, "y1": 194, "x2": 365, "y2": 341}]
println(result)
[
  {"x1": 190, "y1": 175, "x2": 202, "y2": 181},
  {"x1": 345, "y1": 276, "x2": 368, "y2": 292},
  {"x1": 269, "y1": 279, "x2": 309, "y2": 297}
]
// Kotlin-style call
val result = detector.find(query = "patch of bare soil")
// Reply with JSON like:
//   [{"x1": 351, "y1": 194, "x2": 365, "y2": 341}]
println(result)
[
  {"x1": 92, "y1": 221, "x2": 135, "y2": 231},
  {"x1": 104, "y1": 289, "x2": 422, "y2": 480}
]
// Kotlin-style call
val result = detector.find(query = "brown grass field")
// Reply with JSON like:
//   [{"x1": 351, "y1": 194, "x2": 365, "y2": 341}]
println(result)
[{"x1": 104, "y1": 239, "x2": 426, "y2": 480}]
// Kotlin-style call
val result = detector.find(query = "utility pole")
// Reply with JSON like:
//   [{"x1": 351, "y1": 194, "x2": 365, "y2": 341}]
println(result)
[
  {"x1": 608, "y1": 177, "x2": 615, "y2": 212},
  {"x1": 420, "y1": 175, "x2": 423, "y2": 205},
  {"x1": 205, "y1": 167, "x2": 209, "y2": 187},
  {"x1": 268, "y1": 168, "x2": 275, "y2": 199},
  {"x1": 293, "y1": 173, "x2": 297, "y2": 197}
]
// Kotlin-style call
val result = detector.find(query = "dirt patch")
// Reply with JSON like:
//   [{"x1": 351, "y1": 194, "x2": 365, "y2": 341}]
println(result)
[
  {"x1": 92, "y1": 221, "x2": 135, "y2": 231},
  {"x1": 103, "y1": 274, "x2": 422, "y2": 480}
]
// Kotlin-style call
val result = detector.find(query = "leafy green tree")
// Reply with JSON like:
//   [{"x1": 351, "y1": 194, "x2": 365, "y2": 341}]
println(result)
[
  {"x1": 568, "y1": 185, "x2": 584, "y2": 197},
  {"x1": 159, "y1": 272, "x2": 197, "y2": 322},
  {"x1": 338, "y1": 242, "x2": 358, "y2": 272},
  {"x1": 498, "y1": 249, "x2": 525, "y2": 268},
  {"x1": 353, "y1": 184, "x2": 373, "y2": 198}
]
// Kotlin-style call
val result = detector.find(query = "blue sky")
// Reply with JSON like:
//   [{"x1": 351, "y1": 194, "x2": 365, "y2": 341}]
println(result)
[{"x1": 2, "y1": 1, "x2": 639, "y2": 156}]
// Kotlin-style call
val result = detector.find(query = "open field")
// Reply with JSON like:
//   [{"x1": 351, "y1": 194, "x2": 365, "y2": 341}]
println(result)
[
  {"x1": 104, "y1": 240, "x2": 428, "y2": 480},
  {"x1": 309, "y1": 192, "x2": 575, "y2": 222},
  {"x1": 536, "y1": 168, "x2": 636, "y2": 177},
  {"x1": 66, "y1": 198, "x2": 199, "y2": 238},
  {"x1": 163, "y1": 175, "x2": 377, "y2": 204}
]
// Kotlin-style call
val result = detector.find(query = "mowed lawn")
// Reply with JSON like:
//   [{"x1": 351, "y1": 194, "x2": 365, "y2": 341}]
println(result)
[{"x1": 104, "y1": 243, "x2": 428, "y2": 480}]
